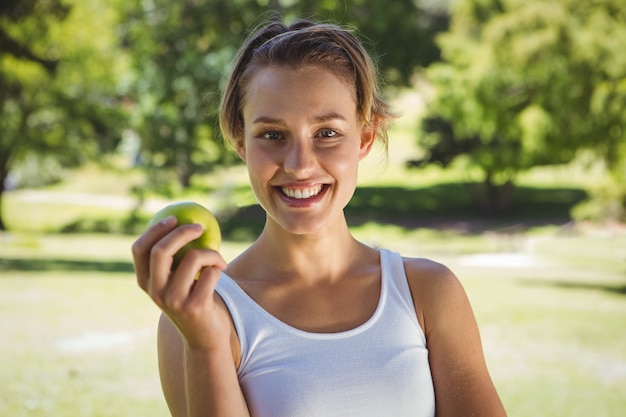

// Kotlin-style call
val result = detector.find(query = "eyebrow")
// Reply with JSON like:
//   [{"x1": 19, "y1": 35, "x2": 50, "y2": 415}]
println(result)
[
  {"x1": 251, "y1": 116, "x2": 286, "y2": 126},
  {"x1": 312, "y1": 112, "x2": 347, "y2": 123},
  {"x1": 251, "y1": 112, "x2": 348, "y2": 125}
]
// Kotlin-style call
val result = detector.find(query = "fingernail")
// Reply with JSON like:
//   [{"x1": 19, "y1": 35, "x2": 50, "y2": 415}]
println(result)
[{"x1": 162, "y1": 216, "x2": 176, "y2": 226}]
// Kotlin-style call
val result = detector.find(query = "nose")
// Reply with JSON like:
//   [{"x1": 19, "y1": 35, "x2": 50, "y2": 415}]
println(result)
[{"x1": 283, "y1": 140, "x2": 316, "y2": 178}]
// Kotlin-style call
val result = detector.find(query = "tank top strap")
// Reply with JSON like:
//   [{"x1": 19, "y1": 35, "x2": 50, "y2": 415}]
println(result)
[
  {"x1": 379, "y1": 248, "x2": 423, "y2": 338},
  {"x1": 215, "y1": 274, "x2": 250, "y2": 369}
]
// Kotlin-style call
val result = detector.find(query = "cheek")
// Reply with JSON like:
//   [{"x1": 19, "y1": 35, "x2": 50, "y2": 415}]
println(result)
[
  {"x1": 333, "y1": 158, "x2": 355, "y2": 178},
  {"x1": 245, "y1": 150, "x2": 277, "y2": 183},
  {"x1": 246, "y1": 162, "x2": 270, "y2": 203},
  {"x1": 327, "y1": 144, "x2": 361, "y2": 174}
]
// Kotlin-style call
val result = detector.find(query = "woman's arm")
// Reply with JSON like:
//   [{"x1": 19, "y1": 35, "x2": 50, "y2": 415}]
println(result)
[
  {"x1": 405, "y1": 258, "x2": 507, "y2": 417},
  {"x1": 132, "y1": 216, "x2": 250, "y2": 417},
  {"x1": 158, "y1": 312, "x2": 249, "y2": 417}
]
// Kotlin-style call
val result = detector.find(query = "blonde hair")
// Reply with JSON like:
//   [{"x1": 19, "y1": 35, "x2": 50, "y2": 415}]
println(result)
[{"x1": 219, "y1": 19, "x2": 395, "y2": 152}]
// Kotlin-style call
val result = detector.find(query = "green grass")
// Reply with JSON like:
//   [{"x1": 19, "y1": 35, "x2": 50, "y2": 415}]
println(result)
[
  {"x1": 462, "y1": 266, "x2": 626, "y2": 417},
  {"x1": 1, "y1": 230, "x2": 625, "y2": 417},
  {"x1": 0, "y1": 271, "x2": 166, "y2": 416},
  {"x1": 0, "y1": 232, "x2": 253, "y2": 417}
]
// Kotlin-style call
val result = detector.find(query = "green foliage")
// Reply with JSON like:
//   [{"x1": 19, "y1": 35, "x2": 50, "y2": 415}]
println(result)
[
  {"x1": 282, "y1": 0, "x2": 448, "y2": 84},
  {"x1": 572, "y1": 170, "x2": 626, "y2": 223},
  {"x1": 418, "y1": 0, "x2": 626, "y2": 217},
  {"x1": 6, "y1": 154, "x2": 66, "y2": 188},
  {"x1": 0, "y1": 0, "x2": 130, "y2": 229},
  {"x1": 117, "y1": 0, "x2": 254, "y2": 188},
  {"x1": 119, "y1": 0, "x2": 447, "y2": 192}
]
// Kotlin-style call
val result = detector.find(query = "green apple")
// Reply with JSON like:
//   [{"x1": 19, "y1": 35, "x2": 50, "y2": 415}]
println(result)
[{"x1": 148, "y1": 201, "x2": 221, "y2": 267}]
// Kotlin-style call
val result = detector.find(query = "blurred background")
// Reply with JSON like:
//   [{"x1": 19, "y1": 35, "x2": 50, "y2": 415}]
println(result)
[{"x1": 1, "y1": 0, "x2": 625, "y2": 416}]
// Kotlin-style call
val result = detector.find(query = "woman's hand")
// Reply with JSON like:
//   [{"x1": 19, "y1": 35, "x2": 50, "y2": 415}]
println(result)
[{"x1": 131, "y1": 215, "x2": 230, "y2": 351}]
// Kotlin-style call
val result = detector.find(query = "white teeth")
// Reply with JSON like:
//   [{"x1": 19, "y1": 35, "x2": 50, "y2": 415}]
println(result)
[{"x1": 282, "y1": 185, "x2": 323, "y2": 199}]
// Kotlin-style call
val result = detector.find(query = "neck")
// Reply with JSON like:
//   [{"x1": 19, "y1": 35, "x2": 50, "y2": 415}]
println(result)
[{"x1": 229, "y1": 215, "x2": 372, "y2": 285}]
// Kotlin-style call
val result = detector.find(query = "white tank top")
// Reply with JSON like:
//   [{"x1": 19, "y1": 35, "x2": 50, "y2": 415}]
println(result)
[{"x1": 216, "y1": 248, "x2": 435, "y2": 417}]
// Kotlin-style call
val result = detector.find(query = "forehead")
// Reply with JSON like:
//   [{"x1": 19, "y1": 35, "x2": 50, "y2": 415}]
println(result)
[{"x1": 242, "y1": 66, "x2": 358, "y2": 121}]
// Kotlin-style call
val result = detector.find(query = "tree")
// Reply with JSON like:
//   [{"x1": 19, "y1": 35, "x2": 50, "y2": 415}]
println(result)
[
  {"x1": 119, "y1": 0, "x2": 448, "y2": 191},
  {"x1": 280, "y1": 0, "x2": 449, "y2": 85},
  {"x1": 1, "y1": 0, "x2": 66, "y2": 230},
  {"x1": 414, "y1": 0, "x2": 626, "y2": 215},
  {"x1": 0, "y1": 0, "x2": 128, "y2": 230},
  {"x1": 117, "y1": 0, "x2": 267, "y2": 190}
]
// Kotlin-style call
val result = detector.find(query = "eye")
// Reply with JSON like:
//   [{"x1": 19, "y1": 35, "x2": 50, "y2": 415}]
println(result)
[
  {"x1": 263, "y1": 130, "x2": 282, "y2": 140},
  {"x1": 318, "y1": 128, "x2": 337, "y2": 138}
]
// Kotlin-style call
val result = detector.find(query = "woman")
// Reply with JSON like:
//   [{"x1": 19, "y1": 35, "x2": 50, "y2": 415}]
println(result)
[{"x1": 132, "y1": 19, "x2": 507, "y2": 417}]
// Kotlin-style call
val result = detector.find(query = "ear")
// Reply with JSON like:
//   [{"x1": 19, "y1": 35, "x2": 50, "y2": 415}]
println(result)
[
  {"x1": 236, "y1": 140, "x2": 247, "y2": 162},
  {"x1": 359, "y1": 116, "x2": 379, "y2": 160}
]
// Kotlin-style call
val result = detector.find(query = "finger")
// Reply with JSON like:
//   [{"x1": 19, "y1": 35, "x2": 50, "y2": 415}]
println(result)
[
  {"x1": 186, "y1": 264, "x2": 223, "y2": 310},
  {"x1": 132, "y1": 215, "x2": 177, "y2": 291},
  {"x1": 174, "y1": 247, "x2": 228, "y2": 277},
  {"x1": 148, "y1": 223, "x2": 204, "y2": 301},
  {"x1": 163, "y1": 249, "x2": 227, "y2": 307}
]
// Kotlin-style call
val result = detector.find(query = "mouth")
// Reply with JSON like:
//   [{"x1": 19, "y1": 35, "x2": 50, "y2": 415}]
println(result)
[{"x1": 279, "y1": 184, "x2": 326, "y2": 200}]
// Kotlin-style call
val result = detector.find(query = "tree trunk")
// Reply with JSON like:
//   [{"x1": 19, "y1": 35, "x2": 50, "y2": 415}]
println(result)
[
  {"x1": 483, "y1": 172, "x2": 515, "y2": 215},
  {"x1": 483, "y1": 171, "x2": 496, "y2": 214},
  {"x1": 0, "y1": 145, "x2": 11, "y2": 231},
  {"x1": 177, "y1": 149, "x2": 192, "y2": 189},
  {"x1": 0, "y1": 182, "x2": 6, "y2": 231}
]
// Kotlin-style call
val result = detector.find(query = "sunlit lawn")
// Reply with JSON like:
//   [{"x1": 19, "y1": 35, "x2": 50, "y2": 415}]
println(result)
[
  {"x1": 0, "y1": 234, "x2": 250, "y2": 417},
  {"x1": 0, "y1": 271, "x2": 165, "y2": 416},
  {"x1": 1, "y1": 228, "x2": 625, "y2": 417},
  {"x1": 452, "y1": 252, "x2": 626, "y2": 417}
]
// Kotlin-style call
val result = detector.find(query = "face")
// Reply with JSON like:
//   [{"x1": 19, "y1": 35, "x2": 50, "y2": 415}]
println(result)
[{"x1": 238, "y1": 66, "x2": 376, "y2": 237}]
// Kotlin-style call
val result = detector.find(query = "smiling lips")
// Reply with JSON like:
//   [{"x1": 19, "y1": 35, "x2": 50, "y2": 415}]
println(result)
[{"x1": 280, "y1": 185, "x2": 324, "y2": 199}]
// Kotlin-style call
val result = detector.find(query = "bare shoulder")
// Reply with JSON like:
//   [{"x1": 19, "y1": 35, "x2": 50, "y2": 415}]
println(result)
[
  {"x1": 401, "y1": 257, "x2": 466, "y2": 330},
  {"x1": 403, "y1": 258, "x2": 458, "y2": 286},
  {"x1": 402, "y1": 257, "x2": 508, "y2": 416},
  {"x1": 402, "y1": 256, "x2": 457, "y2": 284}
]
